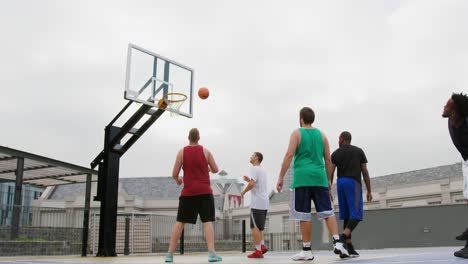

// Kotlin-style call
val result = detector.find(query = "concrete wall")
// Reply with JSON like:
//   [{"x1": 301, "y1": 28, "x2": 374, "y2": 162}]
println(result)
[
  {"x1": 0, "y1": 241, "x2": 81, "y2": 256},
  {"x1": 231, "y1": 204, "x2": 468, "y2": 250},
  {"x1": 0, "y1": 226, "x2": 82, "y2": 256},
  {"x1": 308, "y1": 204, "x2": 468, "y2": 250}
]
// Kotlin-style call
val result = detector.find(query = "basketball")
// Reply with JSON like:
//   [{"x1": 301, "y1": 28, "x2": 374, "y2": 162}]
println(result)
[{"x1": 198, "y1": 87, "x2": 209, "y2": 99}]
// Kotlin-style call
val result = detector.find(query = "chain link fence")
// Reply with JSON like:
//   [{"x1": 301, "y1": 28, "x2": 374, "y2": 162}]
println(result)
[{"x1": 0, "y1": 204, "x2": 303, "y2": 256}]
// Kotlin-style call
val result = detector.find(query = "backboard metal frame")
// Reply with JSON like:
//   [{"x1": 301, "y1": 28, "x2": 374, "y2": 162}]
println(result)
[{"x1": 124, "y1": 43, "x2": 194, "y2": 118}]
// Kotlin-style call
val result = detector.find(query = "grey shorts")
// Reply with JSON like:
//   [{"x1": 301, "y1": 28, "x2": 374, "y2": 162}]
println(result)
[{"x1": 250, "y1": 208, "x2": 268, "y2": 231}]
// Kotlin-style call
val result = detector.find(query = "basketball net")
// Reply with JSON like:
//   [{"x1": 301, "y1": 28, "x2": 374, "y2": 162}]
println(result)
[{"x1": 159, "y1": 92, "x2": 187, "y2": 117}]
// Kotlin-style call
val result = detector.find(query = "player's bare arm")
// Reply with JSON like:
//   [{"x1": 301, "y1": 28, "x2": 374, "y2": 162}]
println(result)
[
  {"x1": 362, "y1": 163, "x2": 372, "y2": 202},
  {"x1": 241, "y1": 179, "x2": 256, "y2": 197},
  {"x1": 172, "y1": 149, "x2": 183, "y2": 185},
  {"x1": 330, "y1": 163, "x2": 337, "y2": 186},
  {"x1": 206, "y1": 149, "x2": 219, "y2": 174},
  {"x1": 321, "y1": 132, "x2": 332, "y2": 187},
  {"x1": 277, "y1": 129, "x2": 300, "y2": 192}
]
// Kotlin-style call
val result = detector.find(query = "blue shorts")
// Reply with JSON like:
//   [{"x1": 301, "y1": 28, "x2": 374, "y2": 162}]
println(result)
[
  {"x1": 337, "y1": 177, "x2": 363, "y2": 221},
  {"x1": 290, "y1": 186, "x2": 335, "y2": 221}
]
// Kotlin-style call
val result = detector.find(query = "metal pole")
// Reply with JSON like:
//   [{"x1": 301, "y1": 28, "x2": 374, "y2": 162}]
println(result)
[
  {"x1": 270, "y1": 233, "x2": 274, "y2": 252},
  {"x1": 124, "y1": 217, "x2": 130, "y2": 255},
  {"x1": 96, "y1": 126, "x2": 121, "y2": 257},
  {"x1": 92, "y1": 212, "x2": 96, "y2": 254},
  {"x1": 81, "y1": 173, "x2": 92, "y2": 256},
  {"x1": 131, "y1": 213, "x2": 134, "y2": 254},
  {"x1": 10, "y1": 157, "x2": 24, "y2": 240},
  {"x1": 242, "y1": 220, "x2": 246, "y2": 253}
]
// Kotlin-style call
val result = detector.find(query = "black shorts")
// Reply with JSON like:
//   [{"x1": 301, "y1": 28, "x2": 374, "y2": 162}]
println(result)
[
  {"x1": 250, "y1": 208, "x2": 268, "y2": 231},
  {"x1": 176, "y1": 194, "x2": 215, "y2": 224}
]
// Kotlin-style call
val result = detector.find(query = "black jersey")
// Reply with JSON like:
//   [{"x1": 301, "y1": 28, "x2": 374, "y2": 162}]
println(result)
[
  {"x1": 331, "y1": 144, "x2": 368, "y2": 183},
  {"x1": 449, "y1": 117, "x2": 468, "y2": 161}
]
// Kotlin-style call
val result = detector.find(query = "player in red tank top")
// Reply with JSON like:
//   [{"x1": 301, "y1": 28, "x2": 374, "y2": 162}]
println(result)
[
  {"x1": 180, "y1": 144, "x2": 213, "y2": 196},
  {"x1": 165, "y1": 128, "x2": 222, "y2": 263}
]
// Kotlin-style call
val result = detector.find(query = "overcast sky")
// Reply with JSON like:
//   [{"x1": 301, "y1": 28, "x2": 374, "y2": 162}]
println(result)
[{"x1": 1, "y1": 0, "x2": 467, "y2": 194}]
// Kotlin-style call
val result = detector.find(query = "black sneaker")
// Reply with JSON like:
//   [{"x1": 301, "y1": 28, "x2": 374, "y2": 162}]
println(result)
[
  {"x1": 347, "y1": 243, "x2": 359, "y2": 258},
  {"x1": 454, "y1": 246, "x2": 468, "y2": 258},
  {"x1": 456, "y1": 228, "x2": 468, "y2": 240}
]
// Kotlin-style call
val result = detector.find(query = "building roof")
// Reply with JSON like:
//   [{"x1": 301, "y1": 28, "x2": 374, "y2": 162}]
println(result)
[
  {"x1": 270, "y1": 163, "x2": 462, "y2": 203},
  {"x1": 49, "y1": 177, "x2": 183, "y2": 199},
  {"x1": 270, "y1": 190, "x2": 291, "y2": 204},
  {"x1": 48, "y1": 176, "x2": 244, "y2": 213},
  {"x1": 49, "y1": 176, "x2": 245, "y2": 200},
  {"x1": 211, "y1": 178, "x2": 244, "y2": 195},
  {"x1": 370, "y1": 163, "x2": 461, "y2": 190},
  {"x1": 120, "y1": 177, "x2": 183, "y2": 198}
]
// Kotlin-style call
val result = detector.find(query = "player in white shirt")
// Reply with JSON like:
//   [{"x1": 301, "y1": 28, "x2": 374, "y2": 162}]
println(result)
[{"x1": 241, "y1": 152, "x2": 269, "y2": 258}]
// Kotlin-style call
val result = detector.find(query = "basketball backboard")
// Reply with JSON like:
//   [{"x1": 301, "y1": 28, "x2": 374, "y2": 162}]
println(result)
[{"x1": 124, "y1": 44, "x2": 194, "y2": 118}]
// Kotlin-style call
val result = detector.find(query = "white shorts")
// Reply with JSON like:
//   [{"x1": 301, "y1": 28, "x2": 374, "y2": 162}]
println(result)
[{"x1": 463, "y1": 160, "x2": 468, "y2": 199}]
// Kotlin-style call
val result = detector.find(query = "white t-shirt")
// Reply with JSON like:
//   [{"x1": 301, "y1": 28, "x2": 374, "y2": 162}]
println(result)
[{"x1": 248, "y1": 165, "x2": 269, "y2": 210}]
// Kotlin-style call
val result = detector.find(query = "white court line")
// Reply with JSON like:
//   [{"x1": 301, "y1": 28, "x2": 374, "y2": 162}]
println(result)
[{"x1": 347, "y1": 261, "x2": 457, "y2": 264}]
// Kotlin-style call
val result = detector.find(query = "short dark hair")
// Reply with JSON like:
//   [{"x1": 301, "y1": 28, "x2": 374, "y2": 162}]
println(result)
[
  {"x1": 254, "y1": 152, "x2": 263, "y2": 163},
  {"x1": 452, "y1": 92, "x2": 468, "y2": 118},
  {"x1": 188, "y1": 128, "x2": 200, "y2": 142},
  {"x1": 340, "y1": 131, "x2": 352, "y2": 142},
  {"x1": 300, "y1": 107, "x2": 315, "y2": 124}
]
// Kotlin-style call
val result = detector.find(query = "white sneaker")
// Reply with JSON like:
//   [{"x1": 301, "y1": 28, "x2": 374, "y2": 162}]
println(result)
[
  {"x1": 333, "y1": 239, "x2": 349, "y2": 257},
  {"x1": 291, "y1": 250, "x2": 314, "y2": 261}
]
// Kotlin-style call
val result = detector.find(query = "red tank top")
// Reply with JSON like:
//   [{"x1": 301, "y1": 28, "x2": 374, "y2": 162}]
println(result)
[{"x1": 181, "y1": 145, "x2": 213, "y2": 196}]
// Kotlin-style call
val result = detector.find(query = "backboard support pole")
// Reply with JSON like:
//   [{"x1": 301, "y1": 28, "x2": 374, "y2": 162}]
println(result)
[
  {"x1": 91, "y1": 102, "x2": 166, "y2": 257},
  {"x1": 96, "y1": 126, "x2": 120, "y2": 257}
]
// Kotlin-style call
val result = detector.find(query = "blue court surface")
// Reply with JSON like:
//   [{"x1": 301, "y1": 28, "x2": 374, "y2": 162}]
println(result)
[{"x1": 0, "y1": 247, "x2": 465, "y2": 263}]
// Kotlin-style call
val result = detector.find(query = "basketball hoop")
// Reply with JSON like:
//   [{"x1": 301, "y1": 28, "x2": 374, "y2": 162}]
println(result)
[{"x1": 158, "y1": 92, "x2": 188, "y2": 117}]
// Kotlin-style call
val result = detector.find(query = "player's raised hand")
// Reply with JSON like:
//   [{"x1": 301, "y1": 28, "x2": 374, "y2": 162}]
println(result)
[{"x1": 243, "y1": 175, "x2": 251, "y2": 182}]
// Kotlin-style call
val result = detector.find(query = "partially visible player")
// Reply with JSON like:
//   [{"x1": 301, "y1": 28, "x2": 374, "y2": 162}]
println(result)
[{"x1": 443, "y1": 93, "x2": 468, "y2": 259}]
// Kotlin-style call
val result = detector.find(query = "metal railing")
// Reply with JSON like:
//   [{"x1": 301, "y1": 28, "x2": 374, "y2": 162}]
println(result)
[
  {"x1": 2, "y1": 203, "x2": 467, "y2": 256},
  {"x1": 0, "y1": 205, "x2": 303, "y2": 256}
]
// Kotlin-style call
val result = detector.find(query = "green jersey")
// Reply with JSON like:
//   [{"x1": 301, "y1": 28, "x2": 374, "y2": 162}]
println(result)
[{"x1": 291, "y1": 128, "x2": 328, "y2": 188}]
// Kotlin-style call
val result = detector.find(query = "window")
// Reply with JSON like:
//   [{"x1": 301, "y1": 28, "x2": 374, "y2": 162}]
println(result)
[{"x1": 7, "y1": 186, "x2": 13, "y2": 205}]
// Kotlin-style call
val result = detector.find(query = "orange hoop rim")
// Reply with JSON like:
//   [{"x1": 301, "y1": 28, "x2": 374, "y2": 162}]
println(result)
[{"x1": 163, "y1": 92, "x2": 188, "y2": 103}]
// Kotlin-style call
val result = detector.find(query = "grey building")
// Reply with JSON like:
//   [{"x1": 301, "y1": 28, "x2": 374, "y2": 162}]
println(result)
[
  {"x1": 236, "y1": 162, "x2": 465, "y2": 235},
  {"x1": 30, "y1": 163, "x2": 467, "y2": 252},
  {"x1": 39, "y1": 176, "x2": 243, "y2": 217}
]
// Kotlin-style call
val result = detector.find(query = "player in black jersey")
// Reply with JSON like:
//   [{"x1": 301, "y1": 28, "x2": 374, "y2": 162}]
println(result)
[{"x1": 443, "y1": 92, "x2": 468, "y2": 259}]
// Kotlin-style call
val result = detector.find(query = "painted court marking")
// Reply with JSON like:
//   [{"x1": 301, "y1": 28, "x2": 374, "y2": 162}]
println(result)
[{"x1": 0, "y1": 247, "x2": 465, "y2": 264}]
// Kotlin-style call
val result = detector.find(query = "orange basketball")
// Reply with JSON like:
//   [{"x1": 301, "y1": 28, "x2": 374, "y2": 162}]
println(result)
[{"x1": 198, "y1": 87, "x2": 209, "y2": 99}]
